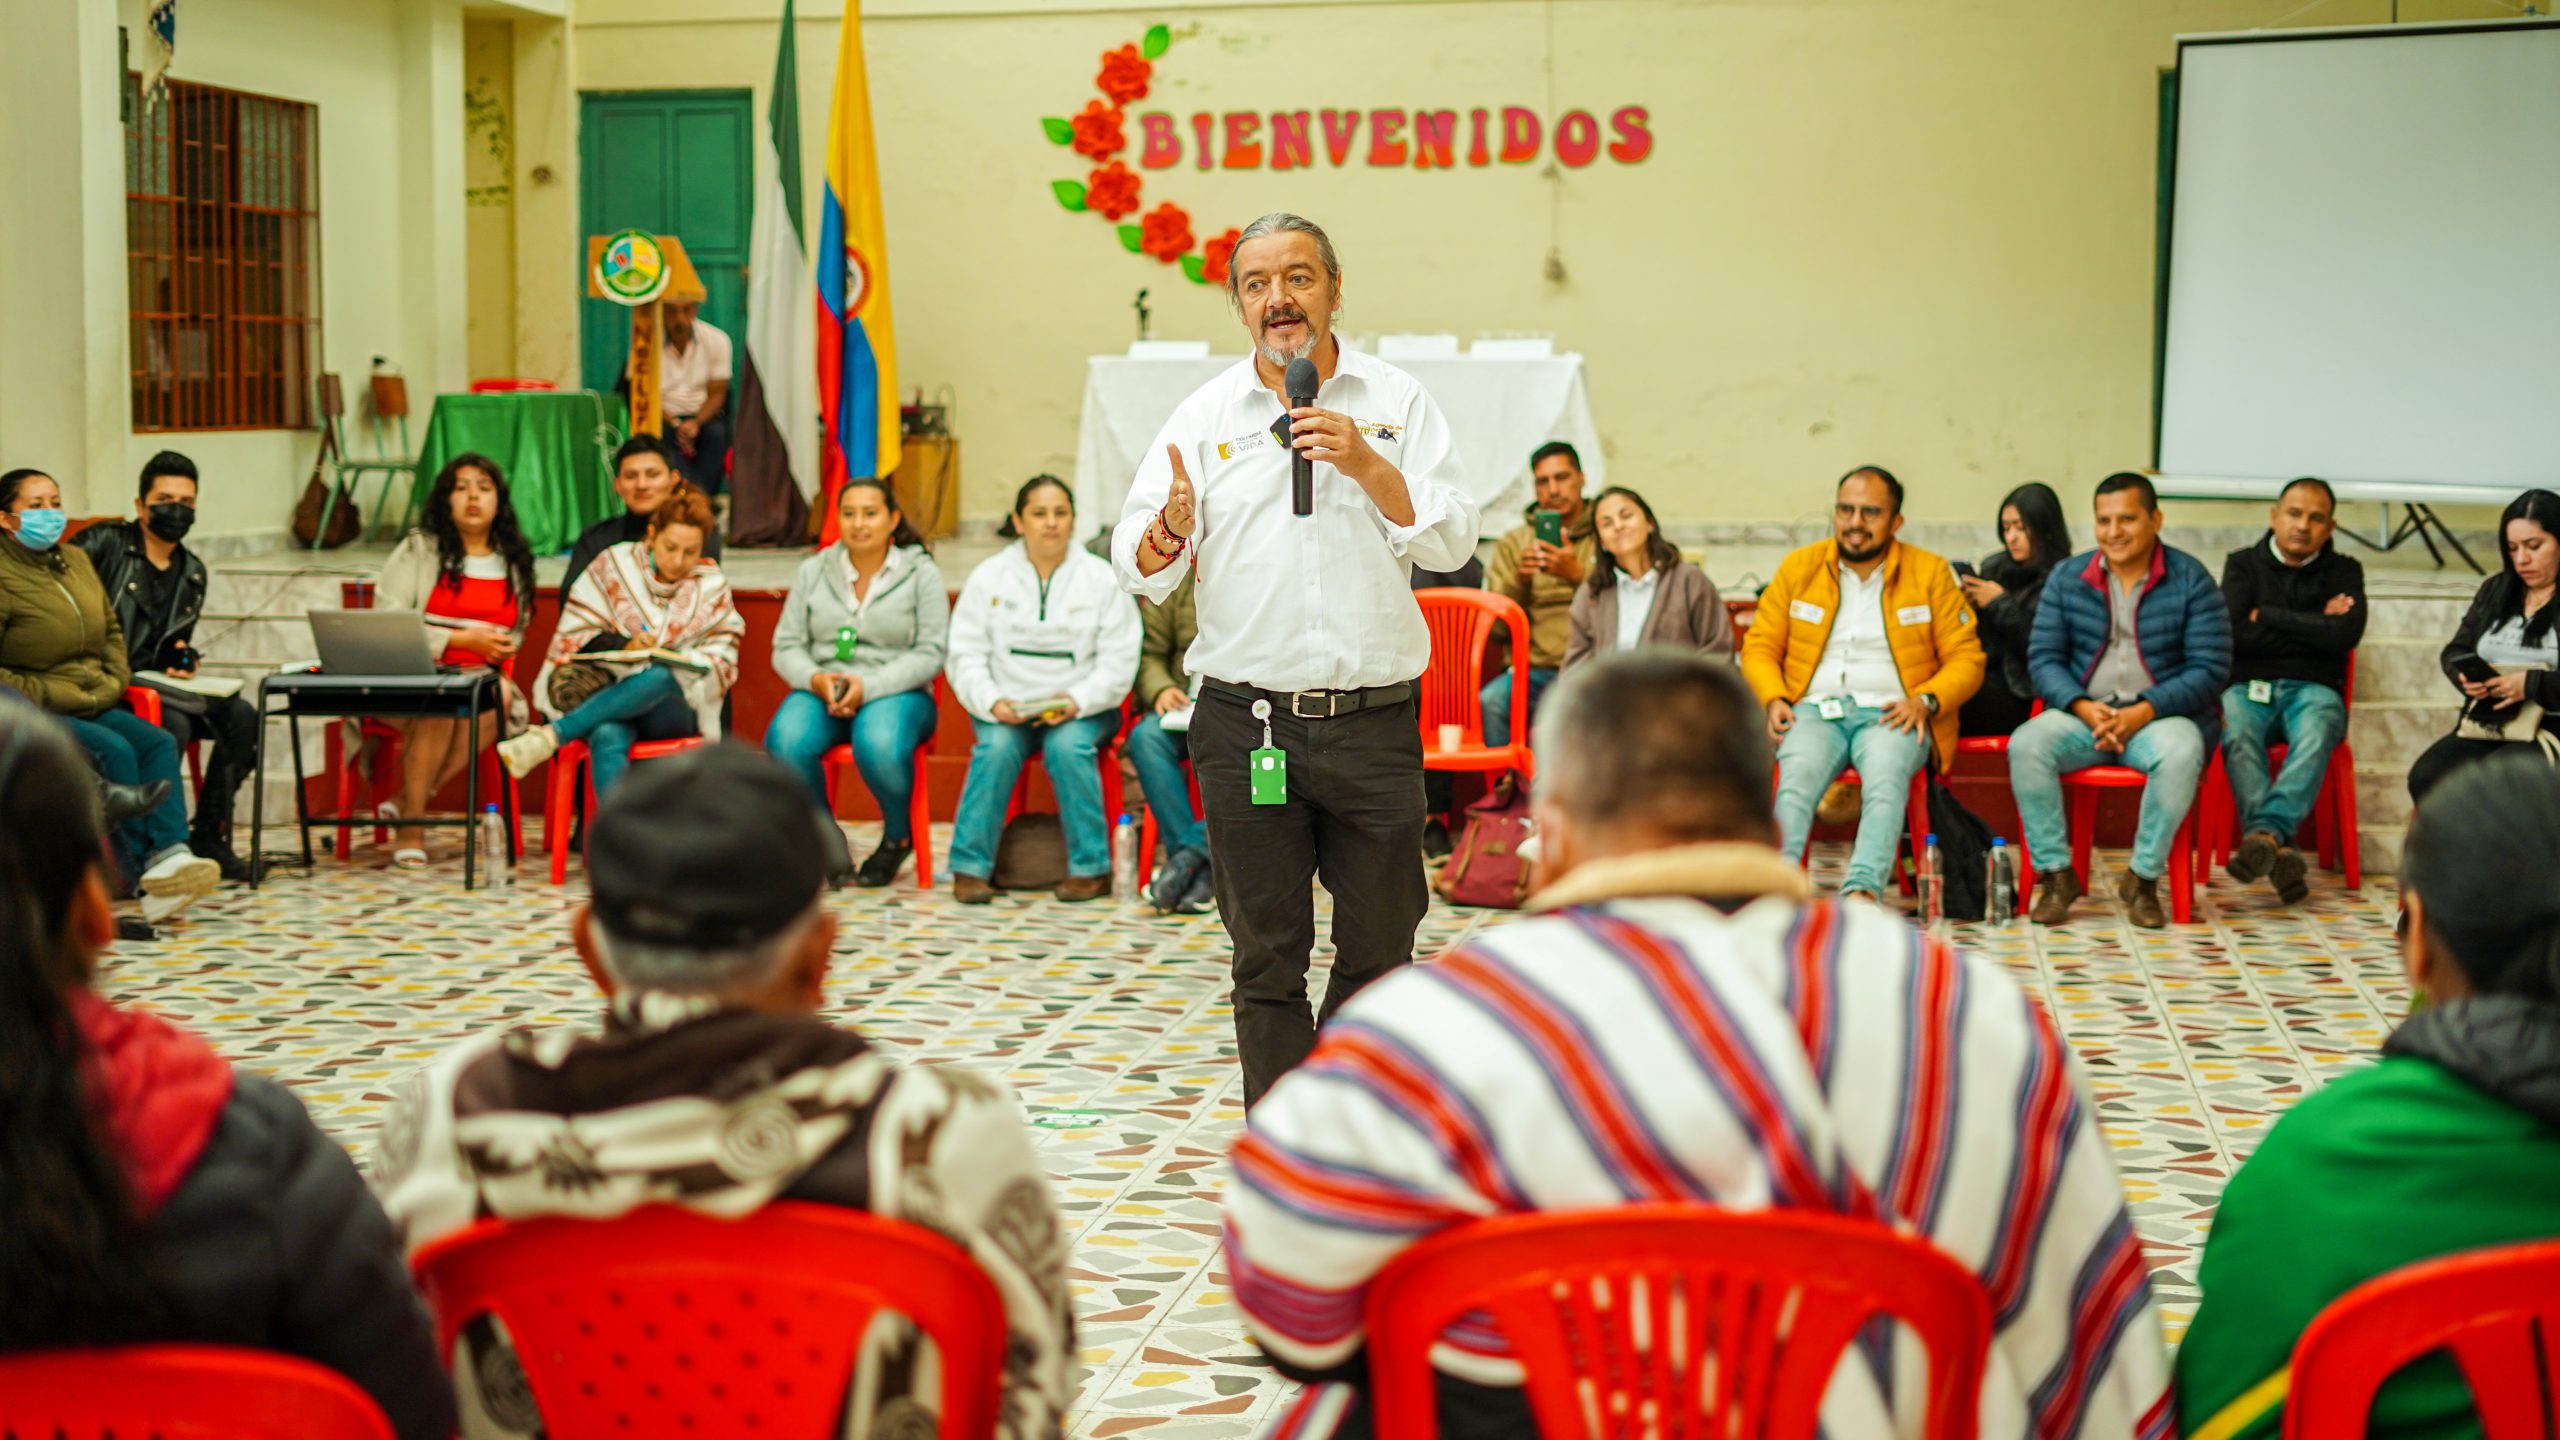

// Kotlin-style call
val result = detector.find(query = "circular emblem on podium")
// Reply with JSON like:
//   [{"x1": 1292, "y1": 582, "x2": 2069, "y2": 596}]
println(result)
[{"x1": 595, "y1": 229, "x2": 670, "y2": 306}]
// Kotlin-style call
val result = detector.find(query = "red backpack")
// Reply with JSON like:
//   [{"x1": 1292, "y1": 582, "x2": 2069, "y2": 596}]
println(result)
[{"x1": 1433, "y1": 775, "x2": 1534, "y2": 909}]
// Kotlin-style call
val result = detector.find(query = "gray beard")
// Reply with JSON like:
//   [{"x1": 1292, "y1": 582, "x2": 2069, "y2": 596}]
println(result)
[{"x1": 1256, "y1": 325, "x2": 1318, "y2": 370}]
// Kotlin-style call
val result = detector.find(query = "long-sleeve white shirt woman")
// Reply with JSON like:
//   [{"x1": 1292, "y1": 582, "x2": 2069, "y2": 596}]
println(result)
[{"x1": 946, "y1": 541, "x2": 1141, "y2": 724}]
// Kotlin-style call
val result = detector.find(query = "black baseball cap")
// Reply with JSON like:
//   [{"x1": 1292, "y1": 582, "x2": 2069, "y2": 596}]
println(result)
[{"x1": 586, "y1": 742, "x2": 830, "y2": 949}]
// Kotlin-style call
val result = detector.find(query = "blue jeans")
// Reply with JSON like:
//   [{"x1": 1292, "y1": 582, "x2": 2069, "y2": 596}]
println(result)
[
  {"x1": 551, "y1": 667, "x2": 698, "y2": 797},
  {"x1": 2008, "y1": 708, "x2": 2206, "y2": 881},
  {"x1": 1480, "y1": 666, "x2": 1557, "y2": 747},
  {"x1": 950, "y1": 709, "x2": 1120, "y2": 880},
  {"x1": 1126, "y1": 711, "x2": 1206, "y2": 859},
  {"x1": 2220, "y1": 681, "x2": 2346, "y2": 843},
  {"x1": 1773, "y1": 704, "x2": 1929, "y2": 895},
  {"x1": 66, "y1": 705, "x2": 190, "y2": 876},
  {"x1": 765, "y1": 687, "x2": 938, "y2": 842}
]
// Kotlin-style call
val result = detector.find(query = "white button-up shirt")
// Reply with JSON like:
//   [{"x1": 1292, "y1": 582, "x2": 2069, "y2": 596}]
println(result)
[
  {"x1": 1111, "y1": 347, "x2": 1479, "y2": 693},
  {"x1": 1614, "y1": 568, "x2": 1662, "y2": 653},
  {"x1": 1805, "y1": 561, "x2": 1904, "y2": 708}
]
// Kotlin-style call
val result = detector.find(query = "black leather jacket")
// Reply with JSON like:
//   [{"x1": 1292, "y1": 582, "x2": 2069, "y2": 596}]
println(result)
[{"x1": 72, "y1": 519, "x2": 205, "y2": 671}]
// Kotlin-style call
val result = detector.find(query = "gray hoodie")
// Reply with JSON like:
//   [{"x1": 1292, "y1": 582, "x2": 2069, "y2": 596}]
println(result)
[{"x1": 771, "y1": 543, "x2": 948, "y2": 698}]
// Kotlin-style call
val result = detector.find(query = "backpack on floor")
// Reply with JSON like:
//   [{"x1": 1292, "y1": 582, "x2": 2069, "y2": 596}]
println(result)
[
  {"x1": 992, "y1": 813, "x2": 1068, "y2": 891},
  {"x1": 1434, "y1": 774, "x2": 1534, "y2": 910},
  {"x1": 1925, "y1": 778, "x2": 1995, "y2": 922}
]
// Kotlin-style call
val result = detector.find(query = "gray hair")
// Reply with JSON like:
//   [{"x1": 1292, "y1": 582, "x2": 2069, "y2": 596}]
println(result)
[
  {"x1": 1531, "y1": 652, "x2": 1776, "y2": 842},
  {"x1": 1225, "y1": 212, "x2": 1341, "y2": 307},
  {"x1": 592, "y1": 900, "x2": 824, "y2": 997}
]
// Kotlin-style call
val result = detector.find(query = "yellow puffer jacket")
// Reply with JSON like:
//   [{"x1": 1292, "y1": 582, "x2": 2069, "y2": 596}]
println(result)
[{"x1": 1739, "y1": 538, "x2": 1985, "y2": 769}]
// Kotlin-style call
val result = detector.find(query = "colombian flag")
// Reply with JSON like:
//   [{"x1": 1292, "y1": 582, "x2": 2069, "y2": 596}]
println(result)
[{"x1": 816, "y1": 0, "x2": 899, "y2": 539}]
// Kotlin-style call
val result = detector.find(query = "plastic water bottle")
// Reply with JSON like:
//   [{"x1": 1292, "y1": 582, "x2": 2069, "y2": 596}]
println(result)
[
  {"x1": 1986, "y1": 838, "x2": 2019, "y2": 929},
  {"x1": 1112, "y1": 812, "x2": 1140, "y2": 900},
  {"x1": 479, "y1": 804, "x2": 513, "y2": 888},
  {"x1": 1919, "y1": 832, "x2": 1944, "y2": 934}
]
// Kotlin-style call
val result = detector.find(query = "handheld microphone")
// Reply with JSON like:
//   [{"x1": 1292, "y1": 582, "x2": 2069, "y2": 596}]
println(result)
[{"x1": 1285, "y1": 357, "x2": 1319, "y2": 518}]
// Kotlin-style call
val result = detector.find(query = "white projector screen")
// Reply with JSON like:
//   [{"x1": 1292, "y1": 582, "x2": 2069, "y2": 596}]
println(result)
[{"x1": 2157, "y1": 21, "x2": 2560, "y2": 499}]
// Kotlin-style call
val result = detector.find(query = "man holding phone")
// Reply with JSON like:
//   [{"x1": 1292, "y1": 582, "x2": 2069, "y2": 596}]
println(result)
[{"x1": 1480, "y1": 441, "x2": 1596, "y2": 746}]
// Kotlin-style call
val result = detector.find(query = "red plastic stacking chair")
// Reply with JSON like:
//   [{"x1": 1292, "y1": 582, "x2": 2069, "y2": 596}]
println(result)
[
  {"x1": 2284, "y1": 1240, "x2": 2560, "y2": 1440},
  {"x1": 1415, "y1": 588, "x2": 1536, "y2": 787},
  {"x1": 122, "y1": 685, "x2": 206, "y2": 791},
  {"x1": 1000, "y1": 713, "x2": 1128, "y2": 834},
  {"x1": 1366, "y1": 1204, "x2": 1991, "y2": 1440},
  {"x1": 1773, "y1": 764, "x2": 1927, "y2": 897},
  {"x1": 2199, "y1": 655, "x2": 2362, "y2": 892},
  {"x1": 0, "y1": 1344, "x2": 394, "y2": 1439},
  {"x1": 545, "y1": 735, "x2": 705, "y2": 884},
  {"x1": 818, "y1": 678, "x2": 947, "y2": 892},
  {"x1": 412, "y1": 1202, "x2": 1006, "y2": 1440},
  {"x1": 2031, "y1": 764, "x2": 2200, "y2": 924}
]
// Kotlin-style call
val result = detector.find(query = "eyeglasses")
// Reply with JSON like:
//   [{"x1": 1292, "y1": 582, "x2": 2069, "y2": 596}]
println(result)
[{"x1": 1834, "y1": 503, "x2": 1888, "y2": 523}]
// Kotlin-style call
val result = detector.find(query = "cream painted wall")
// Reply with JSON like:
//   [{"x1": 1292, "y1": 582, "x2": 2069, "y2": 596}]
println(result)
[
  {"x1": 466, "y1": 18, "x2": 521, "y2": 380},
  {"x1": 546, "y1": 0, "x2": 2520, "y2": 536}
]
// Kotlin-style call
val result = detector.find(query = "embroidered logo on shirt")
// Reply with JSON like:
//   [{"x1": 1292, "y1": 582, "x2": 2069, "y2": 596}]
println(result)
[
  {"x1": 1216, "y1": 430, "x2": 1272, "y2": 462},
  {"x1": 1356, "y1": 421, "x2": 1403, "y2": 443}
]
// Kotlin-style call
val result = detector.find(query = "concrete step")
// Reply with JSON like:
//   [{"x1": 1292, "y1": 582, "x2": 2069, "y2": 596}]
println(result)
[
  {"x1": 2347, "y1": 699, "x2": 2452, "y2": 772},
  {"x1": 2350, "y1": 636, "x2": 2453, "y2": 703}
]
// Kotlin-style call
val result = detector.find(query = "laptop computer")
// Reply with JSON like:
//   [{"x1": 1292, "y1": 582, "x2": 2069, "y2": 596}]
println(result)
[{"x1": 308, "y1": 609, "x2": 448, "y2": 676}]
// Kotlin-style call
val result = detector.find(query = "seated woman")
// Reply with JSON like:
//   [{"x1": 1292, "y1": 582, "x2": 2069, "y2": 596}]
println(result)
[
  {"x1": 767, "y1": 478, "x2": 949, "y2": 887},
  {"x1": 1957, "y1": 481, "x2": 2070, "y2": 739},
  {"x1": 0, "y1": 467, "x2": 217, "y2": 915},
  {"x1": 503, "y1": 483, "x2": 741, "y2": 797},
  {"x1": 944, "y1": 476, "x2": 1140, "y2": 905},
  {"x1": 0, "y1": 707, "x2": 453, "y2": 1439},
  {"x1": 371, "y1": 453, "x2": 538, "y2": 867},
  {"x1": 2175, "y1": 753, "x2": 2560, "y2": 1439},
  {"x1": 1561, "y1": 486, "x2": 1733, "y2": 669},
  {"x1": 2407, "y1": 489, "x2": 2560, "y2": 802}
]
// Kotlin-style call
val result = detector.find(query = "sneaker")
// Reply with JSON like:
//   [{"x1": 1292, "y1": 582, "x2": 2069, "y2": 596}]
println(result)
[
  {"x1": 953, "y1": 873, "x2": 995, "y2": 905},
  {"x1": 2029, "y1": 867, "x2": 2084, "y2": 926},
  {"x1": 2116, "y1": 869, "x2": 2168, "y2": 929},
  {"x1": 496, "y1": 724, "x2": 561, "y2": 780},
  {"x1": 138, "y1": 846, "x2": 219, "y2": 920},
  {"x1": 1838, "y1": 886, "x2": 1884, "y2": 907},
  {"x1": 1150, "y1": 847, "x2": 1208, "y2": 915},
  {"x1": 1177, "y1": 863, "x2": 1216, "y2": 915},
  {"x1": 2228, "y1": 830, "x2": 2279, "y2": 885},
  {"x1": 2268, "y1": 844, "x2": 2311, "y2": 905},
  {"x1": 853, "y1": 837, "x2": 913, "y2": 889}
]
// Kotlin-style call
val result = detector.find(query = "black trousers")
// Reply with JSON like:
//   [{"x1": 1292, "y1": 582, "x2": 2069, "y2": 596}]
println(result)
[
  {"x1": 2408, "y1": 730, "x2": 2553, "y2": 804},
  {"x1": 1192, "y1": 685, "x2": 1429, "y2": 1107},
  {"x1": 158, "y1": 691, "x2": 260, "y2": 839},
  {"x1": 671, "y1": 413, "x2": 732, "y2": 495}
]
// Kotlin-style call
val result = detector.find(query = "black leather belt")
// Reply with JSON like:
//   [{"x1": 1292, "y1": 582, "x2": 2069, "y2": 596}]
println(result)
[{"x1": 1204, "y1": 678, "x2": 1416, "y2": 719}]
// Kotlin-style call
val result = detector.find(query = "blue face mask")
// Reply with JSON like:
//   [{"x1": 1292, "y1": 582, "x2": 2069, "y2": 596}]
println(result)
[{"x1": 12, "y1": 508, "x2": 66, "y2": 551}]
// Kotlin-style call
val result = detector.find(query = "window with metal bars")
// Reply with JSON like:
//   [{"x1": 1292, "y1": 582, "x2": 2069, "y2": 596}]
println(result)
[{"x1": 124, "y1": 75, "x2": 320, "y2": 433}]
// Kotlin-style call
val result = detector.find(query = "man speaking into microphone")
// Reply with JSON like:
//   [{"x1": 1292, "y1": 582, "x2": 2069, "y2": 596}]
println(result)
[{"x1": 1113, "y1": 212, "x2": 1479, "y2": 1106}]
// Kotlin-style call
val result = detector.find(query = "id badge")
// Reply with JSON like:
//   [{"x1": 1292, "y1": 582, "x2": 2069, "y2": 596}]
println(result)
[
  {"x1": 833, "y1": 624, "x2": 858, "y2": 662},
  {"x1": 1816, "y1": 697, "x2": 1847, "y2": 721},
  {"x1": 1250, "y1": 747, "x2": 1289, "y2": 805},
  {"x1": 2247, "y1": 679, "x2": 2273, "y2": 705}
]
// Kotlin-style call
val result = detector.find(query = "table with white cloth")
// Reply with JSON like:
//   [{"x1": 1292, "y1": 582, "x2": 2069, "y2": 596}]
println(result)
[{"x1": 1073, "y1": 350, "x2": 1604, "y2": 542}]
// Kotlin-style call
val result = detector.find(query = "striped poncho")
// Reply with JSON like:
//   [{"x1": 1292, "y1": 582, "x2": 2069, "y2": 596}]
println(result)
[{"x1": 1225, "y1": 842, "x2": 2173, "y2": 1440}]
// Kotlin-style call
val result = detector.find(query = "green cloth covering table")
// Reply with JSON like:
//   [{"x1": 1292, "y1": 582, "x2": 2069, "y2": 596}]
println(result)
[{"x1": 408, "y1": 391, "x2": 627, "y2": 554}]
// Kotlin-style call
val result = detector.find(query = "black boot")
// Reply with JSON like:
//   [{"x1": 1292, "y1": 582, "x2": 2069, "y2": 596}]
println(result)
[
  {"x1": 190, "y1": 819, "x2": 260, "y2": 885},
  {"x1": 101, "y1": 777, "x2": 171, "y2": 826},
  {"x1": 854, "y1": 836, "x2": 913, "y2": 888}
]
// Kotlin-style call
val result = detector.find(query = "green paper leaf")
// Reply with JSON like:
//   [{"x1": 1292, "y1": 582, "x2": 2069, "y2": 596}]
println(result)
[
  {"x1": 1180, "y1": 253, "x2": 1208, "y2": 284},
  {"x1": 1051, "y1": 180, "x2": 1089, "y2": 212},
  {"x1": 1041, "y1": 116, "x2": 1074, "y2": 145},
  {"x1": 1117, "y1": 224, "x2": 1143, "y2": 253},
  {"x1": 1142, "y1": 24, "x2": 1171, "y2": 59}
]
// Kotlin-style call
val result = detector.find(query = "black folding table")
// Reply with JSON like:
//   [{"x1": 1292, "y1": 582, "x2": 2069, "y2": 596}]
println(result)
[{"x1": 249, "y1": 668, "x2": 520, "y2": 889}]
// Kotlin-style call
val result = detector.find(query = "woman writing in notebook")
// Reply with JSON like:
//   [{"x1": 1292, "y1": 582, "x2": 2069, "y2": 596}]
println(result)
[
  {"x1": 372, "y1": 453, "x2": 538, "y2": 867},
  {"x1": 501, "y1": 482, "x2": 742, "y2": 798}
]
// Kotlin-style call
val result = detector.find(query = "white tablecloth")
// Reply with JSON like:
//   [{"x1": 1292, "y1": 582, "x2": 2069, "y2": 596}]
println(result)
[{"x1": 1073, "y1": 351, "x2": 1604, "y2": 544}]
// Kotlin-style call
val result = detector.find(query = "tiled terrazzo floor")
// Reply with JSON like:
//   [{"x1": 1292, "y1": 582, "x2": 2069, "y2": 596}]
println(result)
[{"x1": 102, "y1": 824, "x2": 2405, "y2": 1439}]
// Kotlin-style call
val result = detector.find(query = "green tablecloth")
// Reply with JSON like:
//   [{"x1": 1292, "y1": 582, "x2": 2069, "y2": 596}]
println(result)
[{"x1": 410, "y1": 391, "x2": 625, "y2": 554}]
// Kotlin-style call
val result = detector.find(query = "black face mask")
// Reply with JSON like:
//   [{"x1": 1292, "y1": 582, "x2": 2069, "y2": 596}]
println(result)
[{"x1": 145, "y1": 502, "x2": 196, "y2": 543}]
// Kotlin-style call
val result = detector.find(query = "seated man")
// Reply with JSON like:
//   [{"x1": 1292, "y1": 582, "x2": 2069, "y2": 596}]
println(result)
[
  {"x1": 2217, "y1": 477, "x2": 2364, "y2": 905},
  {"x1": 373, "y1": 745, "x2": 1070, "y2": 1437},
  {"x1": 1226, "y1": 652, "x2": 2170, "y2": 1440},
  {"x1": 72, "y1": 450, "x2": 263, "y2": 881},
  {"x1": 1133, "y1": 569, "x2": 1213, "y2": 914},
  {"x1": 622, "y1": 297, "x2": 732, "y2": 496},
  {"x1": 2012, "y1": 473, "x2": 2231, "y2": 928},
  {"x1": 560, "y1": 435, "x2": 725, "y2": 596},
  {"x1": 1740, "y1": 465, "x2": 1982, "y2": 900},
  {"x1": 1479, "y1": 442, "x2": 1595, "y2": 747}
]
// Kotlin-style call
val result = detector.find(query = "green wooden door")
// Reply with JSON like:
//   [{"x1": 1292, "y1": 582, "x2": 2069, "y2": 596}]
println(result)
[{"x1": 577, "y1": 90, "x2": 752, "y2": 395}]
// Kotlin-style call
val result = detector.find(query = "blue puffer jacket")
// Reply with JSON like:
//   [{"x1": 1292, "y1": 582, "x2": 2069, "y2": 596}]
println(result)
[{"x1": 2028, "y1": 543, "x2": 2233, "y2": 742}]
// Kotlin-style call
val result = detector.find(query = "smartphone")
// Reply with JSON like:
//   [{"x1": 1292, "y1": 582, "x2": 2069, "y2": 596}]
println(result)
[
  {"x1": 2456, "y1": 656, "x2": 2502, "y2": 686},
  {"x1": 1531, "y1": 509, "x2": 1564, "y2": 546},
  {"x1": 1951, "y1": 560, "x2": 1978, "y2": 582}
]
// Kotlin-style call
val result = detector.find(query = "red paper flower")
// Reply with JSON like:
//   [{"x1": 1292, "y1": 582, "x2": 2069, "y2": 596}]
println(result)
[
  {"x1": 1201, "y1": 227, "x2": 1242, "y2": 286},
  {"x1": 1139, "y1": 202, "x2": 1195, "y2": 263},
  {"x1": 1069, "y1": 100, "x2": 1126, "y2": 161},
  {"x1": 1086, "y1": 162, "x2": 1142, "y2": 221},
  {"x1": 1097, "y1": 43, "x2": 1153, "y2": 106}
]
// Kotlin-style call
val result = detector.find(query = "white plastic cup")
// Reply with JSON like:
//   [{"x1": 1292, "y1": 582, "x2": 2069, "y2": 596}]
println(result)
[{"x1": 1438, "y1": 723, "x2": 1464, "y2": 753}]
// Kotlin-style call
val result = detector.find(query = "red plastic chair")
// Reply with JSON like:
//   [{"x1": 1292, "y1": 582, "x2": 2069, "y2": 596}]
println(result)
[
  {"x1": 0, "y1": 1344, "x2": 394, "y2": 1439},
  {"x1": 2284, "y1": 1240, "x2": 2560, "y2": 1440},
  {"x1": 1366, "y1": 1205, "x2": 1991, "y2": 1440},
  {"x1": 1776, "y1": 763, "x2": 1926, "y2": 897},
  {"x1": 411, "y1": 1202, "x2": 1006, "y2": 1440},
  {"x1": 322, "y1": 584, "x2": 521, "y2": 862},
  {"x1": 1415, "y1": 588, "x2": 1536, "y2": 787},
  {"x1": 2026, "y1": 765, "x2": 2199, "y2": 924},
  {"x1": 817, "y1": 679, "x2": 946, "y2": 892},
  {"x1": 998, "y1": 714, "x2": 1128, "y2": 841},
  {"x1": 546, "y1": 735, "x2": 707, "y2": 884},
  {"x1": 122, "y1": 685, "x2": 205, "y2": 791},
  {"x1": 2199, "y1": 656, "x2": 2361, "y2": 892},
  {"x1": 468, "y1": 377, "x2": 557, "y2": 393}
]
